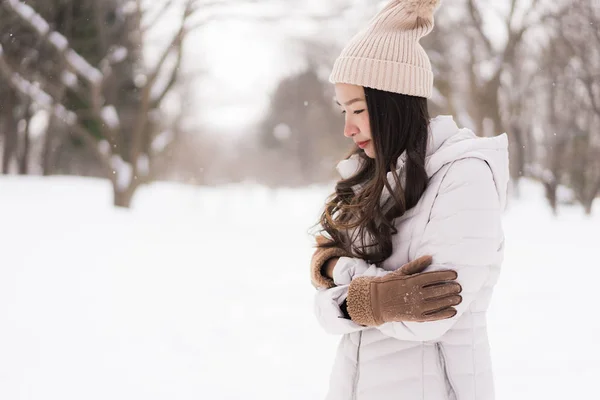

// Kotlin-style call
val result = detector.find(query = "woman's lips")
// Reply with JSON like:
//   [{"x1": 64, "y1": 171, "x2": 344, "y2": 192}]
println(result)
[{"x1": 357, "y1": 140, "x2": 370, "y2": 149}]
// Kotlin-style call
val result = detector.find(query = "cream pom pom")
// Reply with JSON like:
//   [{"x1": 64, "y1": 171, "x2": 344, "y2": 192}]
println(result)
[{"x1": 405, "y1": 0, "x2": 441, "y2": 19}]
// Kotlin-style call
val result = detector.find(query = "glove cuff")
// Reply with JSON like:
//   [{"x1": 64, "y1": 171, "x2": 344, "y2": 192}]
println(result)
[
  {"x1": 347, "y1": 277, "x2": 379, "y2": 326},
  {"x1": 310, "y1": 246, "x2": 350, "y2": 289}
]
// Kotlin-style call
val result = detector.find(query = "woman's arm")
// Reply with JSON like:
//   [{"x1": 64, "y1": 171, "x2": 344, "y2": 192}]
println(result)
[
  {"x1": 377, "y1": 158, "x2": 505, "y2": 342},
  {"x1": 311, "y1": 237, "x2": 395, "y2": 335},
  {"x1": 314, "y1": 158, "x2": 504, "y2": 339},
  {"x1": 314, "y1": 255, "x2": 457, "y2": 334}
]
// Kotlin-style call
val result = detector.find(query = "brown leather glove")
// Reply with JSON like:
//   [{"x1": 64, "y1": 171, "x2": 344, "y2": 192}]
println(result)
[
  {"x1": 346, "y1": 256, "x2": 462, "y2": 326},
  {"x1": 310, "y1": 235, "x2": 351, "y2": 289}
]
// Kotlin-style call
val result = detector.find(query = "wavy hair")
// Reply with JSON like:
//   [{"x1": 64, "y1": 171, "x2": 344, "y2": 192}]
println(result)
[{"x1": 316, "y1": 87, "x2": 430, "y2": 266}]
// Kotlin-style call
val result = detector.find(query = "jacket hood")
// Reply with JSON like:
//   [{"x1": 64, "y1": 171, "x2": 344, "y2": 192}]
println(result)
[{"x1": 335, "y1": 115, "x2": 510, "y2": 210}]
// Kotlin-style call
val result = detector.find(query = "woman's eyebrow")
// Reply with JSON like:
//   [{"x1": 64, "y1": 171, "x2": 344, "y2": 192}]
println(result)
[{"x1": 335, "y1": 98, "x2": 366, "y2": 106}]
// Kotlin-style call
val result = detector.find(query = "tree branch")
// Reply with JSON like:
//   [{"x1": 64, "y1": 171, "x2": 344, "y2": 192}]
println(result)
[
  {"x1": 466, "y1": 0, "x2": 494, "y2": 55},
  {"x1": 507, "y1": 0, "x2": 518, "y2": 31},
  {"x1": 129, "y1": 0, "x2": 196, "y2": 176},
  {"x1": 582, "y1": 77, "x2": 600, "y2": 116},
  {"x1": 2, "y1": 0, "x2": 124, "y2": 145},
  {"x1": 0, "y1": 44, "x2": 113, "y2": 177},
  {"x1": 2, "y1": 0, "x2": 104, "y2": 87},
  {"x1": 150, "y1": 44, "x2": 183, "y2": 108}
]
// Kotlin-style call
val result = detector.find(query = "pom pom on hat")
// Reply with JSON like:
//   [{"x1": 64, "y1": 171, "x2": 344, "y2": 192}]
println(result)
[
  {"x1": 329, "y1": 0, "x2": 442, "y2": 98},
  {"x1": 406, "y1": 0, "x2": 441, "y2": 19}
]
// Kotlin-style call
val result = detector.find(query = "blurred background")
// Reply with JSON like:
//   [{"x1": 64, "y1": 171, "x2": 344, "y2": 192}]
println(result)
[{"x1": 0, "y1": 0, "x2": 598, "y2": 399}]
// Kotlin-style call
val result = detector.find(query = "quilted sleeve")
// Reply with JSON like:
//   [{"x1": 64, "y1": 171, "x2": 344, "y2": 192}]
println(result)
[{"x1": 377, "y1": 158, "x2": 505, "y2": 342}]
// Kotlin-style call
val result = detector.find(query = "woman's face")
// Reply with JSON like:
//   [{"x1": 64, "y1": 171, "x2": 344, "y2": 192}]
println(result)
[{"x1": 334, "y1": 83, "x2": 375, "y2": 158}]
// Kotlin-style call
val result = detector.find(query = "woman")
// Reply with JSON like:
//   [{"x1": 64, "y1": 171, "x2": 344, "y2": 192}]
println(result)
[{"x1": 309, "y1": 1, "x2": 509, "y2": 400}]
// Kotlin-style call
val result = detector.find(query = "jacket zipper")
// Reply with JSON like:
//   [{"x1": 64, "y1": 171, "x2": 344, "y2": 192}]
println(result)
[
  {"x1": 436, "y1": 342, "x2": 458, "y2": 400},
  {"x1": 352, "y1": 331, "x2": 362, "y2": 400}
]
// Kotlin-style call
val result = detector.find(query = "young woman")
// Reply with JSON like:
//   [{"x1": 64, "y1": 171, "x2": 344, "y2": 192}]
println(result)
[{"x1": 309, "y1": 1, "x2": 509, "y2": 400}]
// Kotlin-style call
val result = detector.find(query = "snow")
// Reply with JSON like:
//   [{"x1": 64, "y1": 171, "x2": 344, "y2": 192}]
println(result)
[
  {"x1": 6, "y1": 0, "x2": 34, "y2": 20},
  {"x1": 54, "y1": 104, "x2": 77, "y2": 126},
  {"x1": 7, "y1": 0, "x2": 100, "y2": 88},
  {"x1": 10, "y1": 70, "x2": 77, "y2": 126},
  {"x1": 110, "y1": 155, "x2": 133, "y2": 191},
  {"x1": 478, "y1": 55, "x2": 502, "y2": 81},
  {"x1": 30, "y1": 13, "x2": 50, "y2": 36},
  {"x1": 273, "y1": 123, "x2": 292, "y2": 141},
  {"x1": 0, "y1": 176, "x2": 598, "y2": 400},
  {"x1": 11, "y1": 73, "x2": 53, "y2": 108},
  {"x1": 151, "y1": 130, "x2": 173, "y2": 153},
  {"x1": 1, "y1": 42, "x2": 77, "y2": 130},
  {"x1": 134, "y1": 73, "x2": 148, "y2": 88},
  {"x1": 101, "y1": 106, "x2": 120, "y2": 130},
  {"x1": 28, "y1": 110, "x2": 49, "y2": 139},
  {"x1": 65, "y1": 50, "x2": 103, "y2": 85},
  {"x1": 48, "y1": 32, "x2": 68, "y2": 52},
  {"x1": 61, "y1": 70, "x2": 78, "y2": 88},
  {"x1": 137, "y1": 154, "x2": 150, "y2": 177},
  {"x1": 556, "y1": 184, "x2": 576, "y2": 205},
  {"x1": 98, "y1": 140, "x2": 112, "y2": 157},
  {"x1": 108, "y1": 46, "x2": 128, "y2": 64}
]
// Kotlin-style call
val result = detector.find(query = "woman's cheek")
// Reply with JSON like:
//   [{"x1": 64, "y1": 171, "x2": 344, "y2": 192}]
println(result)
[{"x1": 360, "y1": 113, "x2": 371, "y2": 136}]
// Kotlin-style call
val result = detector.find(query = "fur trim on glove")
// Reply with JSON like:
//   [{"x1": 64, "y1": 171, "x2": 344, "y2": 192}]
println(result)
[
  {"x1": 310, "y1": 246, "x2": 351, "y2": 289},
  {"x1": 346, "y1": 277, "x2": 378, "y2": 326},
  {"x1": 310, "y1": 237, "x2": 351, "y2": 289}
]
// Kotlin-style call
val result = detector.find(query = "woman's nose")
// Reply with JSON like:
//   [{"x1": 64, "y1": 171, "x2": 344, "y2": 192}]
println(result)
[{"x1": 344, "y1": 122, "x2": 358, "y2": 138}]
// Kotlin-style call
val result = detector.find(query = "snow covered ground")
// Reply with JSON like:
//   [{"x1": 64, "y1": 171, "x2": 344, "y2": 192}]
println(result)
[{"x1": 0, "y1": 176, "x2": 598, "y2": 399}]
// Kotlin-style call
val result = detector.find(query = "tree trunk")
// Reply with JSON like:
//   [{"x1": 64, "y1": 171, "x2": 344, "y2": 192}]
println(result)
[
  {"x1": 18, "y1": 102, "x2": 32, "y2": 175},
  {"x1": 584, "y1": 179, "x2": 600, "y2": 216},
  {"x1": 2, "y1": 89, "x2": 17, "y2": 174},
  {"x1": 2, "y1": 132, "x2": 16, "y2": 173},
  {"x1": 18, "y1": 126, "x2": 30, "y2": 174},
  {"x1": 509, "y1": 122, "x2": 525, "y2": 189},
  {"x1": 42, "y1": 115, "x2": 57, "y2": 176},
  {"x1": 584, "y1": 197, "x2": 594, "y2": 216},
  {"x1": 543, "y1": 181, "x2": 558, "y2": 216},
  {"x1": 113, "y1": 183, "x2": 137, "y2": 208}
]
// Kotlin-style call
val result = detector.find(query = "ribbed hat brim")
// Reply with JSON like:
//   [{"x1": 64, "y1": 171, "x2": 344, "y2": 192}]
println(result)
[{"x1": 329, "y1": 56, "x2": 433, "y2": 98}]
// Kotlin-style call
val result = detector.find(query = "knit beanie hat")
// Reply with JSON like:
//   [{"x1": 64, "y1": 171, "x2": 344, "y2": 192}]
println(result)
[{"x1": 329, "y1": 0, "x2": 441, "y2": 98}]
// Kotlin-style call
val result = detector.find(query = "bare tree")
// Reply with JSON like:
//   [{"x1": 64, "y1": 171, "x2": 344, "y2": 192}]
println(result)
[
  {"x1": 0, "y1": 0, "x2": 53, "y2": 174},
  {"x1": 0, "y1": 0, "x2": 201, "y2": 206},
  {"x1": 461, "y1": 0, "x2": 569, "y2": 187},
  {"x1": 530, "y1": 36, "x2": 574, "y2": 214},
  {"x1": 556, "y1": 0, "x2": 600, "y2": 215},
  {"x1": 523, "y1": 0, "x2": 600, "y2": 215}
]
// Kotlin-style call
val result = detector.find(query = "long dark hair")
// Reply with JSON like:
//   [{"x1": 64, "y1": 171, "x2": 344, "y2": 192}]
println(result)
[{"x1": 316, "y1": 87, "x2": 430, "y2": 266}]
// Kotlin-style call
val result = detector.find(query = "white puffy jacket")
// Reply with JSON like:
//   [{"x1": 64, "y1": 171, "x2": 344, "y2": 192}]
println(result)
[{"x1": 314, "y1": 115, "x2": 509, "y2": 400}]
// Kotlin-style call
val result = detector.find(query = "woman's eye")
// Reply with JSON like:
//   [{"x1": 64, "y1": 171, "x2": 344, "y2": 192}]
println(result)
[
  {"x1": 340, "y1": 110, "x2": 346, "y2": 115},
  {"x1": 354, "y1": 109, "x2": 365, "y2": 115}
]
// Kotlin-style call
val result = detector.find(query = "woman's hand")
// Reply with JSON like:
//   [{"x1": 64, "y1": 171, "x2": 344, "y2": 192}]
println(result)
[{"x1": 346, "y1": 255, "x2": 463, "y2": 325}]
